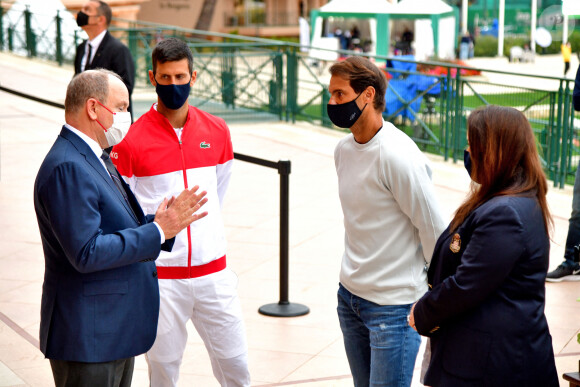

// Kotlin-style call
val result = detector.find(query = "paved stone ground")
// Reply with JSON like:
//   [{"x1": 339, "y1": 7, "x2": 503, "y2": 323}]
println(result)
[{"x1": 0, "y1": 51, "x2": 579, "y2": 386}]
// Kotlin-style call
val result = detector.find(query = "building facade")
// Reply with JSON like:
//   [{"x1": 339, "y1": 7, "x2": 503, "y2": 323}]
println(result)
[{"x1": 137, "y1": 0, "x2": 328, "y2": 37}]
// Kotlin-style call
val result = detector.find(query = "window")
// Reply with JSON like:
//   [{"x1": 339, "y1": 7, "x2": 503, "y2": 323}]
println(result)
[{"x1": 234, "y1": 0, "x2": 265, "y2": 25}]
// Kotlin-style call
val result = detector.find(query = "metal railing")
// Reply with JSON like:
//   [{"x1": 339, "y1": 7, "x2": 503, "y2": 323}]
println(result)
[
  {"x1": 1, "y1": 4, "x2": 578, "y2": 188},
  {"x1": 0, "y1": 2, "x2": 79, "y2": 65}
]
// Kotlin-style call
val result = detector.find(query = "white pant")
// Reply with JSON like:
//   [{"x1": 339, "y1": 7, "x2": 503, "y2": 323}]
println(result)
[{"x1": 146, "y1": 268, "x2": 250, "y2": 386}]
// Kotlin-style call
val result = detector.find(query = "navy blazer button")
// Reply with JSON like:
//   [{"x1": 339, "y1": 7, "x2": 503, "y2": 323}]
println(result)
[{"x1": 153, "y1": 271, "x2": 157, "y2": 277}]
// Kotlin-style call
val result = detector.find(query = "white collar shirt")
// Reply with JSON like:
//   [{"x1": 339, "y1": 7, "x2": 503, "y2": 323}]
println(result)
[
  {"x1": 64, "y1": 124, "x2": 107, "y2": 172},
  {"x1": 81, "y1": 29, "x2": 107, "y2": 71}
]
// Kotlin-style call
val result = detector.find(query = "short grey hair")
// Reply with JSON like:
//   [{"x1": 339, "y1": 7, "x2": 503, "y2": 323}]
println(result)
[
  {"x1": 93, "y1": 0, "x2": 112, "y2": 26},
  {"x1": 65, "y1": 69, "x2": 121, "y2": 114}
]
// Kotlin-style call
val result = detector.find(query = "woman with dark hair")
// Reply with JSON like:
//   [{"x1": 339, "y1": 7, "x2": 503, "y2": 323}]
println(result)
[{"x1": 408, "y1": 105, "x2": 559, "y2": 386}]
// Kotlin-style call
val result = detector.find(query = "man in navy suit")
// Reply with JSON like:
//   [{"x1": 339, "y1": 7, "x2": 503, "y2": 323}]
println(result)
[
  {"x1": 34, "y1": 69, "x2": 208, "y2": 387},
  {"x1": 74, "y1": 0, "x2": 135, "y2": 118}
]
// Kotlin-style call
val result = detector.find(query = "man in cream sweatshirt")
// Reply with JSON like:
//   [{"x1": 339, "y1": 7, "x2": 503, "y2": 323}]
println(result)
[{"x1": 327, "y1": 56, "x2": 446, "y2": 387}]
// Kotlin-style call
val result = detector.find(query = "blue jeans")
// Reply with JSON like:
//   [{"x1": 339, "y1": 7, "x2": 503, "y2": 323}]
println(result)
[
  {"x1": 337, "y1": 283, "x2": 420, "y2": 387},
  {"x1": 564, "y1": 162, "x2": 580, "y2": 267}
]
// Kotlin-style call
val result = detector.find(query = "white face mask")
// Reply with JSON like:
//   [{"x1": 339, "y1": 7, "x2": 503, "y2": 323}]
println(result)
[
  {"x1": 95, "y1": 100, "x2": 132, "y2": 147},
  {"x1": 104, "y1": 111, "x2": 131, "y2": 147}
]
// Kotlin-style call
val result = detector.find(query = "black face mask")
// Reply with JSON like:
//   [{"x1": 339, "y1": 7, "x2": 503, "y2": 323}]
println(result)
[
  {"x1": 154, "y1": 76, "x2": 192, "y2": 110},
  {"x1": 76, "y1": 11, "x2": 90, "y2": 27},
  {"x1": 326, "y1": 92, "x2": 367, "y2": 128},
  {"x1": 463, "y1": 149, "x2": 472, "y2": 177}
]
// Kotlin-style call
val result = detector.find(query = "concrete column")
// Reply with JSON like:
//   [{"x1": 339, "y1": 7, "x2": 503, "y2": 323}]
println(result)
[
  {"x1": 531, "y1": 0, "x2": 537, "y2": 52},
  {"x1": 462, "y1": 0, "x2": 467, "y2": 35},
  {"x1": 498, "y1": 0, "x2": 504, "y2": 57}
]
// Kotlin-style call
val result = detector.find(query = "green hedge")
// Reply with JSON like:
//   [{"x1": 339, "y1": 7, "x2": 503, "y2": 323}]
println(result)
[
  {"x1": 473, "y1": 35, "x2": 498, "y2": 57},
  {"x1": 540, "y1": 30, "x2": 580, "y2": 55},
  {"x1": 473, "y1": 30, "x2": 580, "y2": 58}
]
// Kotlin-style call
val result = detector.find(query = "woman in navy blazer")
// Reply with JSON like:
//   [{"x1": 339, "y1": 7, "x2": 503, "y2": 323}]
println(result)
[{"x1": 410, "y1": 105, "x2": 559, "y2": 386}]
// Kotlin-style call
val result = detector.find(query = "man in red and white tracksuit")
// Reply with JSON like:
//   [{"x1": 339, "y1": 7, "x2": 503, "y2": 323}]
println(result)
[{"x1": 112, "y1": 38, "x2": 250, "y2": 386}]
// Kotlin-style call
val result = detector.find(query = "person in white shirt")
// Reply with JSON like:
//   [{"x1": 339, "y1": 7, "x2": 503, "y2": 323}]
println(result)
[{"x1": 328, "y1": 56, "x2": 446, "y2": 387}]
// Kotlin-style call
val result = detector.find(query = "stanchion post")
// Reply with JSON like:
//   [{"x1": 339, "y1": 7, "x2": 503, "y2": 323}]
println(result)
[
  {"x1": 279, "y1": 160, "x2": 290, "y2": 303},
  {"x1": 259, "y1": 160, "x2": 309, "y2": 317}
]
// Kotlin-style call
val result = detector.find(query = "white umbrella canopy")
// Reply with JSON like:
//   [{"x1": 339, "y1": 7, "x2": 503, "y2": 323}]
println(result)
[
  {"x1": 390, "y1": 0, "x2": 456, "y2": 60},
  {"x1": 319, "y1": 0, "x2": 394, "y2": 14},
  {"x1": 391, "y1": 0, "x2": 453, "y2": 15},
  {"x1": 563, "y1": 0, "x2": 580, "y2": 16}
]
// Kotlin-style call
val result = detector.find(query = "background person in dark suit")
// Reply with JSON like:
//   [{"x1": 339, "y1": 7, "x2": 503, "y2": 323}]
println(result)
[
  {"x1": 74, "y1": 0, "x2": 135, "y2": 118},
  {"x1": 33, "y1": 69, "x2": 208, "y2": 387},
  {"x1": 409, "y1": 105, "x2": 559, "y2": 387}
]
